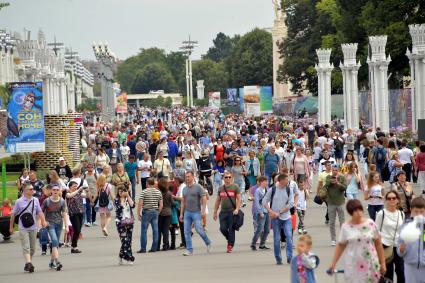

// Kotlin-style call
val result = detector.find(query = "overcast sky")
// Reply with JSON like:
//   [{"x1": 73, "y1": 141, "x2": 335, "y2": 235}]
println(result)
[{"x1": 0, "y1": 0, "x2": 275, "y2": 61}]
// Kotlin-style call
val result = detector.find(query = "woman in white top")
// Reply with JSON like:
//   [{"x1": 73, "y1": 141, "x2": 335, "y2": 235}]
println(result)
[
  {"x1": 375, "y1": 191, "x2": 405, "y2": 283},
  {"x1": 183, "y1": 151, "x2": 197, "y2": 176},
  {"x1": 120, "y1": 141, "x2": 130, "y2": 164},
  {"x1": 95, "y1": 148, "x2": 110, "y2": 174},
  {"x1": 138, "y1": 154, "x2": 152, "y2": 190},
  {"x1": 292, "y1": 147, "x2": 310, "y2": 182},
  {"x1": 364, "y1": 171, "x2": 384, "y2": 221}
]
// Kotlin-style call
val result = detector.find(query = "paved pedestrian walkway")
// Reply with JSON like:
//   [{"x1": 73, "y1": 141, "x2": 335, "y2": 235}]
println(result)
[{"x1": 0, "y1": 178, "x2": 422, "y2": 283}]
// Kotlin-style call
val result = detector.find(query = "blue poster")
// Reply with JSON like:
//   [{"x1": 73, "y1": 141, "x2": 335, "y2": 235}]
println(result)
[
  {"x1": 226, "y1": 88, "x2": 238, "y2": 106},
  {"x1": 5, "y1": 82, "x2": 45, "y2": 153},
  {"x1": 238, "y1": 87, "x2": 244, "y2": 112}
]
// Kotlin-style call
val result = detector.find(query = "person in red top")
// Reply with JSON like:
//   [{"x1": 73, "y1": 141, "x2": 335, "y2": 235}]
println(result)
[
  {"x1": 0, "y1": 198, "x2": 13, "y2": 241},
  {"x1": 415, "y1": 144, "x2": 425, "y2": 194},
  {"x1": 214, "y1": 139, "x2": 225, "y2": 162}
]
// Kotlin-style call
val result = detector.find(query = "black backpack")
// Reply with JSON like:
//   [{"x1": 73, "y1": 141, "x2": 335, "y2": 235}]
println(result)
[
  {"x1": 98, "y1": 186, "x2": 109, "y2": 207},
  {"x1": 199, "y1": 156, "x2": 212, "y2": 171},
  {"x1": 381, "y1": 161, "x2": 391, "y2": 182}
]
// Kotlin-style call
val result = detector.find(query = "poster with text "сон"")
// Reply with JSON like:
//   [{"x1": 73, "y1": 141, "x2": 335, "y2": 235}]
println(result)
[{"x1": 5, "y1": 82, "x2": 45, "y2": 153}]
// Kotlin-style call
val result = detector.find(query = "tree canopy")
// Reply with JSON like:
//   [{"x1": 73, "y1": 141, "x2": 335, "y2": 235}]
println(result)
[
  {"x1": 278, "y1": 0, "x2": 425, "y2": 95},
  {"x1": 131, "y1": 63, "x2": 177, "y2": 94}
]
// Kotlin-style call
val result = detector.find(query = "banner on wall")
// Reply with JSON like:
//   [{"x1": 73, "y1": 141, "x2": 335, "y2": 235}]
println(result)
[
  {"x1": 243, "y1": 85, "x2": 261, "y2": 116},
  {"x1": 238, "y1": 87, "x2": 244, "y2": 112},
  {"x1": 116, "y1": 92, "x2": 128, "y2": 113},
  {"x1": 226, "y1": 88, "x2": 238, "y2": 106},
  {"x1": 5, "y1": 82, "x2": 45, "y2": 153},
  {"x1": 208, "y1": 92, "x2": 221, "y2": 109},
  {"x1": 260, "y1": 86, "x2": 273, "y2": 113},
  {"x1": 389, "y1": 89, "x2": 412, "y2": 129}
]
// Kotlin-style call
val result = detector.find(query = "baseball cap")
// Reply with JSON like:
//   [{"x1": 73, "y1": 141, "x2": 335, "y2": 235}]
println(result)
[{"x1": 58, "y1": 157, "x2": 65, "y2": 162}]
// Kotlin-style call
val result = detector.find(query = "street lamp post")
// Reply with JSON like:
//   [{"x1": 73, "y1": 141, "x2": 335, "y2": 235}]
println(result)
[
  {"x1": 180, "y1": 36, "x2": 197, "y2": 108},
  {"x1": 92, "y1": 41, "x2": 116, "y2": 121}
]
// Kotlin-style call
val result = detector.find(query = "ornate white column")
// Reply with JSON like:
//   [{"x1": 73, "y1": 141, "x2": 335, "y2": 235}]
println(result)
[
  {"x1": 367, "y1": 36, "x2": 391, "y2": 132},
  {"x1": 341, "y1": 43, "x2": 361, "y2": 130},
  {"x1": 315, "y1": 49, "x2": 334, "y2": 124},
  {"x1": 272, "y1": 3, "x2": 290, "y2": 103},
  {"x1": 407, "y1": 24, "x2": 425, "y2": 132},
  {"x1": 196, "y1": 80, "x2": 205, "y2": 99},
  {"x1": 0, "y1": 49, "x2": 5, "y2": 84}
]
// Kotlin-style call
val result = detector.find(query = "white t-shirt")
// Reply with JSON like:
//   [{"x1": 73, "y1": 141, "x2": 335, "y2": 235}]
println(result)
[
  {"x1": 317, "y1": 136, "x2": 327, "y2": 148},
  {"x1": 398, "y1": 147, "x2": 413, "y2": 165},
  {"x1": 138, "y1": 160, "x2": 152, "y2": 178},
  {"x1": 121, "y1": 145, "x2": 130, "y2": 156},
  {"x1": 375, "y1": 209, "x2": 404, "y2": 246},
  {"x1": 297, "y1": 189, "x2": 307, "y2": 210}
]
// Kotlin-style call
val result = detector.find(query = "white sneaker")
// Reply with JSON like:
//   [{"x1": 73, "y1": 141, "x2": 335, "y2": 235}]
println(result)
[
  {"x1": 175, "y1": 231, "x2": 179, "y2": 235},
  {"x1": 126, "y1": 260, "x2": 134, "y2": 265},
  {"x1": 298, "y1": 229, "x2": 303, "y2": 234},
  {"x1": 331, "y1": 241, "x2": 336, "y2": 246},
  {"x1": 183, "y1": 250, "x2": 193, "y2": 256},
  {"x1": 84, "y1": 223, "x2": 92, "y2": 227},
  {"x1": 118, "y1": 258, "x2": 123, "y2": 265},
  {"x1": 206, "y1": 244, "x2": 212, "y2": 253}
]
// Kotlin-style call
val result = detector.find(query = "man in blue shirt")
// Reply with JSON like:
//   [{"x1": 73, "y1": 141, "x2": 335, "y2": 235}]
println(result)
[
  {"x1": 124, "y1": 155, "x2": 139, "y2": 201},
  {"x1": 263, "y1": 174, "x2": 295, "y2": 265},
  {"x1": 167, "y1": 137, "x2": 179, "y2": 169},
  {"x1": 263, "y1": 146, "x2": 280, "y2": 185}
]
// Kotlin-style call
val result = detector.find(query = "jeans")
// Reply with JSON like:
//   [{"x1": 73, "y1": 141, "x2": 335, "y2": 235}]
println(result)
[
  {"x1": 141, "y1": 178, "x2": 148, "y2": 190},
  {"x1": 271, "y1": 217, "x2": 293, "y2": 263},
  {"x1": 328, "y1": 204, "x2": 345, "y2": 241},
  {"x1": 129, "y1": 176, "x2": 136, "y2": 202},
  {"x1": 168, "y1": 156, "x2": 176, "y2": 169},
  {"x1": 69, "y1": 213, "x2": 83, "y2": 248},
  {"x1": 157, "y1": 215, "x2": 171, "y2": 250},
  {"x1": 47, "y1": 222, "x2": 62, "y2": 248},
  {"x1": 297, "y1": 209, "x2": 305, "y2": 230},
  {"x1": 234, "y1": 179, "x2": 246, "y2": 203},
  {"x1": 367, "y1": 204, "x2": 383, "y2": 222},
  {"x1": 219, "y1": 211, "x2": 236, "y2": 246},
  {"x1": 184, "y1": 211, "x2": 211, "y2": 252},
  {"x1": 137, "y1": 152, "x2": 145, "y2": 161},
  {"x1": 85, "y1": 199, "x2": 96, "y2": 224},
  {"x1": 251, "y1": 213, "x2": 270, "y2": 247},
  {"x1": 402, "y1": 163, "x2": 412, "y2": 182},
  {"x1": 140, "y1": 209, "x2": 159, "y2": 252}
]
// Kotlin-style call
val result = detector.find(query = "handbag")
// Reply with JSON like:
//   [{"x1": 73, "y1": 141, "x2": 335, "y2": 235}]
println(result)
[
  {"x1": 222, "y1": 185, "x2": 244, "y2": 231},
  {"x1": 14, "y1": 199, "x2": 34, "y2": 227},
  {"x1": 157, "y1": 160, "x2": 165, "y2": 178},
  {"x1": 119, "y1": 201, "x2": 134, "y2": 226},
  {"x1": 313, "y1": 195, "x2": 323, "y2": 205},
  {"x1": 379, "y1": 210, "x2": 400, "y2": 264}
]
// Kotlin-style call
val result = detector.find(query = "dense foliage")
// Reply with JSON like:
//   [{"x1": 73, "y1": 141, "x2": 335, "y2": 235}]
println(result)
[{"x1": 278, "y1": 0, "x2": 425, "y2": 95}]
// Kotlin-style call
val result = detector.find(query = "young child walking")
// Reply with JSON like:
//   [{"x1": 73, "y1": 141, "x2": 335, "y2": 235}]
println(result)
[
  {"x1": 296, "y1": 178, "x2": 309, "y2": 234},
  {"x1": 290, "y1": 235, "x2": 319, "y2": 283}
]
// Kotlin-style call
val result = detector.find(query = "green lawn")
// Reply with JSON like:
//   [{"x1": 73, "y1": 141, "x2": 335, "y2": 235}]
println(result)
[
  {"x1": 3, "y1": 173, "x2": 20, "y2": 182},
  {"x1": 0, "y1": 186, "x2": 18, "y2": 202}
]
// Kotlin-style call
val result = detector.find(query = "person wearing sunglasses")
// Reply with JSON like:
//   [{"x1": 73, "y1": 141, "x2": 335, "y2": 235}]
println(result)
[
  {"x1": 41, "y1": 185, "x2": 69, "y2": 271},
  {"x1": 9, "y1": 183, "x2": 48, "y2": 273},
  {"x1": 213, "y1": 172, "x2": 242, "y2": 253},
  {"x1": 375, "y1": 191, "x2": 405, "y2": 283}
]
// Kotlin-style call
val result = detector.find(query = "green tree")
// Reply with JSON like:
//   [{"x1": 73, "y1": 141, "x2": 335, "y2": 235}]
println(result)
[
  {"x1": 203, "y1": 32, "x2": 240, "y2": 62},
  {"x1": 131, "y1": 63, "x2": 177, "y2": 94},
  {"x1": 0, "y1": 2, "x2": 9, "y2": 10},
  {"x1": 227, "y1": 28, "x2": 273, "y2": 87},
  {"x1": 0, "y1": 85, "x2": 8, "y2": 109},
  {"x1": 116, "y1": 48, "x2": 167, "y2": 92},
  {"x1": 76, "y1": 98, "x2": 100, "y2": 112},
  {"x1": 165, "y1": 51, "x2": 186, "y2": 93},
  {"x1": 192, "y1": 59, "x2": 229, "y2": 97}
]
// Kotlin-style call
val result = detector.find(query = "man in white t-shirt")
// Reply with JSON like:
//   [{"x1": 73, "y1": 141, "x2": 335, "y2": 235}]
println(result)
[
  {"x1": 138, "y1": 154, "x2": 152, "y2": 190},
  {"x1": 398, "y1": 140, "x2": 415, "y2": 181}
]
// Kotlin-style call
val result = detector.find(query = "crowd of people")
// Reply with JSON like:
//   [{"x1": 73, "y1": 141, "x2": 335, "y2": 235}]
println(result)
[{"x1": 2, "y1": 106, "x2": 425, "y2": 283}]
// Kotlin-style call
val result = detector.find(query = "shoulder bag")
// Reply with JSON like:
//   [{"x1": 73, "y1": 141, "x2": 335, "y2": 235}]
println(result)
[
  {"x1": 379, "y1": 210, "x2": 402, "y2": 264},
  {"x1": 222, "y1": 185, "x2": 244, "y2": 231},
  {"x1": 14, "y1": 199, "x2": 34, "y2": 226}
]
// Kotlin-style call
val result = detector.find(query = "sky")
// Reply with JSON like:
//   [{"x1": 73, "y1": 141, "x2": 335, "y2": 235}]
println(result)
[{"x1": 0, "y1": 0, "x2": 275, "y2": 61}]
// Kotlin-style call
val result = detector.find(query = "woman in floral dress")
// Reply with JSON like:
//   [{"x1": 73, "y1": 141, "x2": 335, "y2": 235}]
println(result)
[{"x1": 329, "y1": 199, "x2": 386, "y2": 283}]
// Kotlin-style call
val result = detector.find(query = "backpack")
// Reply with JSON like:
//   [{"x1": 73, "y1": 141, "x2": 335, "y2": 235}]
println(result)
[
  {"x1": 269, "y1": 185, "x2": 291, "y2": 210},
  {"x1": 98, "y1": 185, "x2": 110, "y2": 207},
  {"x1": 374, "y1": 147, "x2": 386, "y2": 164},
  {"x1": 381, "y1": 161, "x2": 390, "y2": 182},
  {"x1": 334, "y1": 138, "x2": 342, "y2": 152},
  {"x1": 198, "y1": 156, "x2": 212, "y2": 171}
]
